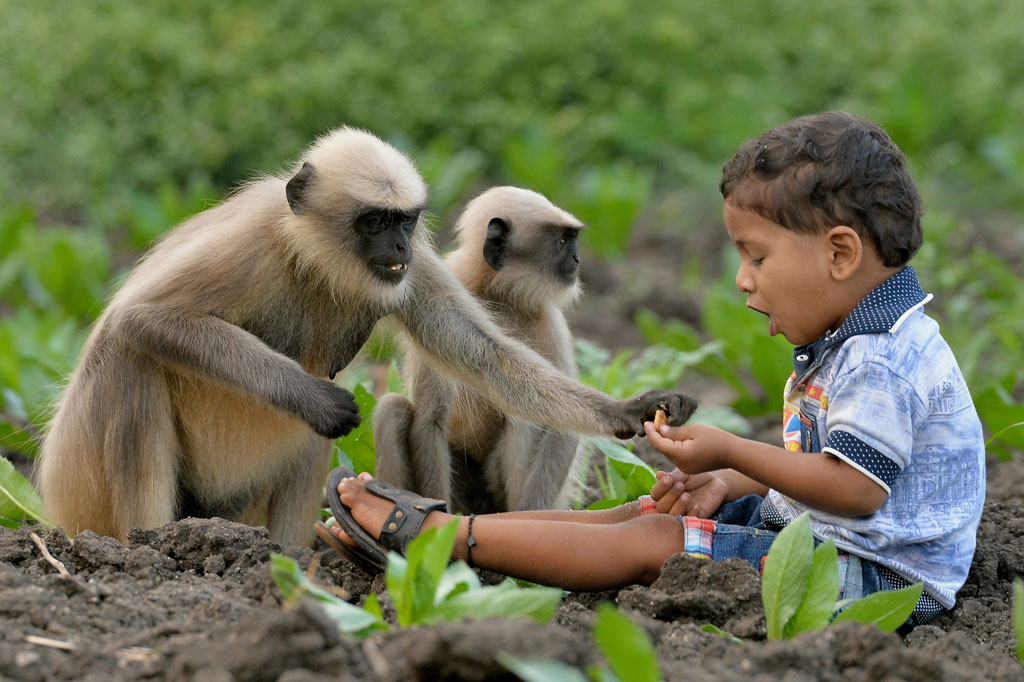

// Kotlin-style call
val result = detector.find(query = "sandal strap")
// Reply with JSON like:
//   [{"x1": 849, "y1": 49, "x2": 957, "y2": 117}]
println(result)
[{"x1": 367, "y1": 479, "x2": 447, "y2": 555}]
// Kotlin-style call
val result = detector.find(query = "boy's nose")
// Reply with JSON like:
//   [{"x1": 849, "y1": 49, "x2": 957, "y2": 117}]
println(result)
[{"x1": 735, "y1": 266, "x2": 755, "y2": 293}]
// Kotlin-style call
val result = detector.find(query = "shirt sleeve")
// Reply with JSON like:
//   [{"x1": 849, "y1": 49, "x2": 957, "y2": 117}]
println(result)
[{"x1": 822, "y1": 358, "x2": 924, "y2": 494}]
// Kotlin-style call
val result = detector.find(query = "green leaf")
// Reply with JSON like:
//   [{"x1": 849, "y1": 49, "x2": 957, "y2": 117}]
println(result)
[
  {"x1": 591, "y1": 438, "x2": 657, "y2": 502},
  {"x1": 592, "y1": 603, "x2": 661, "y2": 682},
  {"x1": 436, "y1": 559, "x2": 481, "y2": 601},
  {"x1": 335, "y1": 383, "x2": 377, "y2": 475},
  {"x1": 784, "y1": 538, "x2": 839, "y2": 637},
  {"x1": 269, "y1": 554, "x2": 385, "y2": 634},
  {"x1": 1012, "y1": 579, "x2": 1024, "y2": 665},
  {"x1": 385, "y1": 520, "x2": 460, "y2": 627},
  {"x1": 761, "y1": 512, "x2": 814, "y2": 640},
  {"x1": 700, "y1": 623, "x2": 742, "y2": 645},
  {"x1": 495, "y1": 652, "x2": 590, "y2": 682},
  {"x1": 832, "y1": 582, "x2": 923, "y2": 631},
  {"x1": 428, "y1": 580, "x2": 563, "y2": 626},
  {"x1": 0, "y1": 456, "x2": 49, "y2": 527}
]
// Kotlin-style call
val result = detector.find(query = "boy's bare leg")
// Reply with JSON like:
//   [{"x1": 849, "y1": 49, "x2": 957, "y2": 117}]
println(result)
[{"x1": 329, "y1": 475, "x2": 688, "y2": 591}]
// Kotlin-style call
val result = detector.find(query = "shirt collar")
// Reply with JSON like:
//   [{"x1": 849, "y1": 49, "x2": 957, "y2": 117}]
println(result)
[{"x1": 792, "y1": 266, "x2": 932, "y2": 377}]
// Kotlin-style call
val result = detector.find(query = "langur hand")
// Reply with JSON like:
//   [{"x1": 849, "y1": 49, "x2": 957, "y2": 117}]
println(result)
[
  {"x1": 612, "y1": 391, "x2": 698, "y2": 439},
  {"x1": 650, "y1": 468, "x2": 728, "y2": 518},
  {"x1": 303, "y1": 381, "x2": 362, "y2": 439}
]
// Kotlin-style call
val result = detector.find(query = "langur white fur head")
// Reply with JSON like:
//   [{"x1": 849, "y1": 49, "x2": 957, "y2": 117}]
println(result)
[
  {"x1": 279, "y1": 126, "x2": 429, "y2": 308},
  {"x1": 448, "y1": 186, "x2": 585, "y2": 311}
]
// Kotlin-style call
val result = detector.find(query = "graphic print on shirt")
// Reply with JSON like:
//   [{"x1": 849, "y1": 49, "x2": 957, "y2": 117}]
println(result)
[{"x1": 781, "y1": 371, "x2": 828, "y2": 454}]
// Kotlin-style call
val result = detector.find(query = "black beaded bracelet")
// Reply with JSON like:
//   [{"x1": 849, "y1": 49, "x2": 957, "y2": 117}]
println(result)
[{"x1": 466, "y1": 514, "x2": 478, "y2": 567}]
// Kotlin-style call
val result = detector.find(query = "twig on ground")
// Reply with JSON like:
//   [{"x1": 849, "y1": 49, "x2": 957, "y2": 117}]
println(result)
[
  {"x1": 363, "y1": 638, "x2": 390, "y2": 677},
  {"x1": 29, "y1": 532, "x2": 70, "y2": 579},
  {"x1": 25, "y1": 635, "x2": 76, "y2": 650}
]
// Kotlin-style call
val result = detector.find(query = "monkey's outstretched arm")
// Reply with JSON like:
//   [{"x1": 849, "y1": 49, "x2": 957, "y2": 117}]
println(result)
[
  {"x1": 396, "y1": 255, "x2": 697, "y2": 439},
  {"x1": 114, "y1": 304, "x2": 360, "y2": 438}
]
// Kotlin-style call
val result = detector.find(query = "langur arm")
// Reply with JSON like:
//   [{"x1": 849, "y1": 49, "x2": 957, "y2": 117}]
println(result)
[
  {"x1": 395, "y1": 257, "x2": 696, "y2": 438},
  {"x1": 114, "y1": 303, "x2": 360, "y2": 438}
]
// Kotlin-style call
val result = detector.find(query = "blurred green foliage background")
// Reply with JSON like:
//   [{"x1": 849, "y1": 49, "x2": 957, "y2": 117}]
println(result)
[{"x1": 1, "y1": 0, "x2": 1022, "y2": 463}]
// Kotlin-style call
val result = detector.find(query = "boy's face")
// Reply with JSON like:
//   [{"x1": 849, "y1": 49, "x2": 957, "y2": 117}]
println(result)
[{"x1": 723, "y1": 200, "x2": 844, "y2": 345}]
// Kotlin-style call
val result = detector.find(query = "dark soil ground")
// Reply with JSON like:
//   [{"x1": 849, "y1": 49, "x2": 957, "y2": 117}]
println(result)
[
  {"x1": 0, "y1": 456, "x2": 1021, "y2": 681},
  {"x1": 2, "y1": 229, "x2": 1022, "y2": 681}
]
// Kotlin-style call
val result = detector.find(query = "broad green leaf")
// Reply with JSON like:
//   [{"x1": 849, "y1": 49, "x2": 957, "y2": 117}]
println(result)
[
  {"x1": 607, "y1": 458, "x2": 656, "y2": 503},
  {"x1": 1012, "y1": 579, "x2": 1024, "y2": 665},
  {"x1": 428, "y1": 580, "x2": 562, "y2": 625},
  {"x1": 761, "y1": 512, "x2": 814, "y2": 640},
  {"x1": 587, "y1": 665, "x2": 621, "y2": 682},
  {"x1": 385, "y1": 520, "x2": 459, "y2": 627},
  {"x1": 832, "y1": 582, "x2": 923, "y2": 631},
  {"x1": 335, "y1": 384, "x2": 377, "y2": 475},
  {"x1": 495, "y1": 652, "x2": 590, "y2": 682},
  {"x1": 422, "y1": 518, "x2": 459, "y2": 591},
  {"x1": 592, "y1": 603, "x2": 661, "y2": 682},
  {"x1": 784, "y1": 538, "x2": 839, "y2": 637},
  {"x1": 586, "y1": 498, "x2": 627, "y2": 511},
  {"x1": 0, "y1": 456, "x2": 49, "y2": 527},
  {"x1": 269, "y1": 554, "x2": 385, "y2": 634},
  {"x1": 384, "y1": 551, "x2": 410, "y2": 621},
  {"x1": 436, "y1": 559, "x2": 481, "y2": 601}
]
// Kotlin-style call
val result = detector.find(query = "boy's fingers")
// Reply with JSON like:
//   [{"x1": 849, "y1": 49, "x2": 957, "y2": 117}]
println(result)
[
  {"x1": 656, "y1": 485, "x2": 685, "y2": 514},
  {"x1": 650, "y1": 475, "x2": 673, "y2": 501}
]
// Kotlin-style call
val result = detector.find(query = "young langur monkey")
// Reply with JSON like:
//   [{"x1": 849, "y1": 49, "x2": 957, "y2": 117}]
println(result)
[
  {"x1": 375, "y1": 187, "x2": 588, "y2": 512},
  {"x1": 38, "y1": 127, "x2": 696, "y2": 546}
]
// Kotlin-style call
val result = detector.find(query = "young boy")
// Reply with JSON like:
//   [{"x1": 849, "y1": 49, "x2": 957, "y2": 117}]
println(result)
[{"x1": 323, "y1": 111, "x2": 985, "y2": 625}]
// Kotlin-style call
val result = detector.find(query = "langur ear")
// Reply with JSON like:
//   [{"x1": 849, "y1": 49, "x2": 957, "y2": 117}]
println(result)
[
  {"x1": 483, "y1": 218, "x2": 510, "y2": 271},
  {"x1": 286, "y1": 162, "x2": 316, "y2": 215}
]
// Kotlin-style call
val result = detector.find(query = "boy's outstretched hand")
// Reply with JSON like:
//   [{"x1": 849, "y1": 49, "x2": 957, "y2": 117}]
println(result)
[
  {"x1": 650, "y1": 468, "x2": 728, "y2": 518},
  {"x1": 644, "y1": 421, "x2": 739, "y2": 475}
]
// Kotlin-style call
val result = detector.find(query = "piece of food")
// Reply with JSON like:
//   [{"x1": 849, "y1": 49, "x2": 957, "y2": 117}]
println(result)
[{"x1": 654, "y1": 408, "x2": 669, "y2": 430}]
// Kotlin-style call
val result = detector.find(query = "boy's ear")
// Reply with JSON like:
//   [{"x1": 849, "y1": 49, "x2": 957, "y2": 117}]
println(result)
[{"x1": 825, "y1": 226, "x2": 862, "y2": 281}]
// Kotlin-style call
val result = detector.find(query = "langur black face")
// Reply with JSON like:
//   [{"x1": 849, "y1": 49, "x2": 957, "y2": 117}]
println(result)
[
  {"x1": 483, "y1": 219, "x2": 582, "y2": 285},
  {"x1": 550, "y1": 226, "x2": 581, "y2": 283},
  {"x1": 354, "y1": 209, "x2": 419, "y2": 284},
  {"x1": 285, "y1": 161, "x2": 421, "y2": 285}
]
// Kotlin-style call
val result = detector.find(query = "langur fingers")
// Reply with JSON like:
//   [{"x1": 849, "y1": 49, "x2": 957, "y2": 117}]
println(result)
[
  {"x1": 622, "y1": 391, "x2": 699, "y2": 438},
  {"x1": 305, "y1": 381, "x2": 362, "y2": 439}
]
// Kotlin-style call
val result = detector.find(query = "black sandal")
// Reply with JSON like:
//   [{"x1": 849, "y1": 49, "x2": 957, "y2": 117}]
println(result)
[{"x1": 318, "y1": 466, "x2": 448, "y2": 573}]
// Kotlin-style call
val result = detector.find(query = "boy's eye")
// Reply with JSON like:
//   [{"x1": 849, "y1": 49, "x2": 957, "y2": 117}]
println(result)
[{"x1": 751, "y1": 257, "x2": 764, "y2": 266}]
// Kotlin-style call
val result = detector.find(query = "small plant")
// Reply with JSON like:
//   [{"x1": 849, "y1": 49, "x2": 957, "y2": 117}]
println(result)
[
  {"x1": 575, "y1": 339, "x2": 718, "y2": 401},
  {"x1": 498, "y1": 602, "x2": 663, "y2": 682},
  {"x1": 762, "y1": 512, "x2": 923, "y2": 638},
  {"x1": 272, "y1": 519, "x2": 563, "y2": 635}
]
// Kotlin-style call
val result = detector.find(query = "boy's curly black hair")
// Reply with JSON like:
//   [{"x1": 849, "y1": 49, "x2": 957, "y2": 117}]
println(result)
[{"x1": 720, "y1": 111, "x2": 922, "y2": 267}]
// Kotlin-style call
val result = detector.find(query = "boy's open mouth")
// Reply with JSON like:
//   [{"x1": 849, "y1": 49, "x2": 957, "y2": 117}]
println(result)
[{"x1": 747, "y1": 304, "x2": 777, "y2": 336}]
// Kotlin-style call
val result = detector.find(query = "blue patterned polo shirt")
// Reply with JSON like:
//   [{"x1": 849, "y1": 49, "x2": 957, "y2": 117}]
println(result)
[{"x1": 761, "y1": 266, "x2": 985, "y2": 610}]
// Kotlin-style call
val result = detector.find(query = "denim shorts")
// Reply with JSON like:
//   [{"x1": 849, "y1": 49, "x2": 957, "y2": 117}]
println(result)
[{"x1": 703, "y1": 494, "x2": 886, "y2": 604}]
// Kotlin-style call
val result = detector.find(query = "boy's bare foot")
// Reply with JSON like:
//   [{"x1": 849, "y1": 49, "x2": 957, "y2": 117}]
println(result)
[{"x1": 328, "y1": 473, "x2": 457, "y2": 550}]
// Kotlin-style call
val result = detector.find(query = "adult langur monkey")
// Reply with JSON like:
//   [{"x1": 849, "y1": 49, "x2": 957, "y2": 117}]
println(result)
[
  {"x1": 375, "y1": 187, "x2": 594, "y2": 513},
  {"x1": 38, "y1": 127, "x2": 696, "y2": 546}
]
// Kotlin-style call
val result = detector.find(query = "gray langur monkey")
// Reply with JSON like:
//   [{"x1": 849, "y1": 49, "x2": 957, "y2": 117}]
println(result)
[
  {"x1": 38, "y1": 127, "x2": 696, "y2": 546},
  {"x1": 374, "y1": 187, "x2": 591, "y2": 512}
]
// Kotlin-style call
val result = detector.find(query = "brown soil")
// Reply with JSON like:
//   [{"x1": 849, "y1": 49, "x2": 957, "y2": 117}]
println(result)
[{"x1": 0, "y1": 457, "x2": 1021, "y2": 681}]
